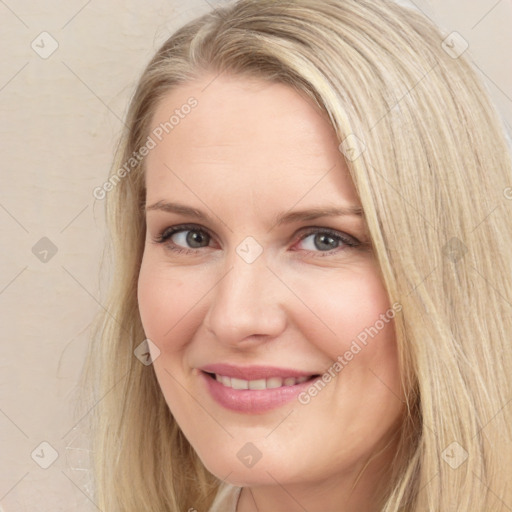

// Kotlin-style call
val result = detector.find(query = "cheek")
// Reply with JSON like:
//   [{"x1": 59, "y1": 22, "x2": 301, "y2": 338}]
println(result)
[
  {"x1": 137, "y1": 258, "x2": 198, "y2": 344},
  {"x1": 291, "y1": 264, "x2": 402, "y2": 403},
  {"x1": 292, "y1": 264, "x2": 394, "y2": 354}
]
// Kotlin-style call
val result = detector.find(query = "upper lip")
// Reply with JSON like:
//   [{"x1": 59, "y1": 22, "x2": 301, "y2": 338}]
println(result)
[{"x1": 199, "y1": 363, "x2": 319, "y2": 380}]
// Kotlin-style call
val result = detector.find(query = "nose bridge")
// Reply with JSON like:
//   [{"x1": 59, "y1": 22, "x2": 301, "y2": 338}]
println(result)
[{"x1": 204, "y1": 245, "x2": 286, "y2": 344}]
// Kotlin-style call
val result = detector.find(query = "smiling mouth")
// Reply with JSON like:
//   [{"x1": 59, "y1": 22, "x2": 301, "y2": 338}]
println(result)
[{"x1": 203, "y1": 371, "x2": 320, "y2": 390}]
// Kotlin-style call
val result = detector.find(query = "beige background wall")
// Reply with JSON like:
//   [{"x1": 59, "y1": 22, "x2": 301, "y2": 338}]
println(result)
[{"x1": 0, "y1": 0, "x2": 510, "y2": 510}]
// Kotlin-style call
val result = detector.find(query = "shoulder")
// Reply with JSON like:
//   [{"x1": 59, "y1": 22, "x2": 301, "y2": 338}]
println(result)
[{"x1": 208, "y1": 483, "x2": 242, "y2": 512}]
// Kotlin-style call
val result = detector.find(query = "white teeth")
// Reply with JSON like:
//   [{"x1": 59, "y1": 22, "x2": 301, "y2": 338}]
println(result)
[
  {"x1": 231, "y1": 377, "x2": 249, "y2": 390},
  {"x1": 248, "y1": 379, "x2": 267, "y2": 390},
  {"x1": 214, "y1": 374, "x2": 311, "y2": 390},
  {"x1": 266, "y1": 377, "x2": 283, "y2": 389}
]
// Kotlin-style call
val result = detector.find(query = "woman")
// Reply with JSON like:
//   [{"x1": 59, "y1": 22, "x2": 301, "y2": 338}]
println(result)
[{"x1": 81, "y1": 0, "x2": 512, "y2": 510}]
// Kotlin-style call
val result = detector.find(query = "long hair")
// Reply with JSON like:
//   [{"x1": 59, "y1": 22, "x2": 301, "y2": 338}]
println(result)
[{"x1": 80, "y1": 0, "x2": 512, "y2": 510}]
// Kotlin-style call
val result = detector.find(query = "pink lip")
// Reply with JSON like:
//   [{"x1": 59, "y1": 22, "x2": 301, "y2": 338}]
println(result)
[
  {"x1": 199, "y1": 363, "x2": 316, "y2": 380},
  {"x1": 198, "y1": 364, "x2": 320, "y2": 414}
]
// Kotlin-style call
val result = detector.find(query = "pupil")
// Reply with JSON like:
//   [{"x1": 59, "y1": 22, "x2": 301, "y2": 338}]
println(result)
[
  {"x1": 315, "y1": 233, "x2": 337, "y2": 251},
  {"x1": 187, "y1": 230, "x2": 208, "y2": 248}
]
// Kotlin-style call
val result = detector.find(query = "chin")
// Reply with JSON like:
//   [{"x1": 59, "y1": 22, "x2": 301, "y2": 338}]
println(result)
[{"x1": 196, "y1": 444, "x2": 308, "y2": 487}]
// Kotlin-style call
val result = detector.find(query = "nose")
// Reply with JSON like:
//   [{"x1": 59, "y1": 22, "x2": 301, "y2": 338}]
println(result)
[{"x1": 203, "y1": 249, "x2": 287, "y2": 348}]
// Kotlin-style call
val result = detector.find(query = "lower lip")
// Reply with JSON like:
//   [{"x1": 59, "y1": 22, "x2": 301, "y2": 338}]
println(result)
[{"x1": 200, "y1": 371, "x2": 318, "y2": 414}]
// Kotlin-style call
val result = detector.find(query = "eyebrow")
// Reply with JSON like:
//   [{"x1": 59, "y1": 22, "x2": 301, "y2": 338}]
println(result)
[{"x1": 145, "y1": 200, "x2": 364, "y2": 227}]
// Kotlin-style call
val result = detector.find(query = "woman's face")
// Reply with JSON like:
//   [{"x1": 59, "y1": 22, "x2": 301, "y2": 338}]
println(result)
[{"x1": 138, "y1": 74, "x2": 404, "y2": 506}]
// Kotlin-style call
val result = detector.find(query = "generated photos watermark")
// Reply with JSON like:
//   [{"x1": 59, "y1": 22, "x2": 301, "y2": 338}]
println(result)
[
  {"x1": 298, "y1": 301, "x2": 403, "y2": 405},
  {"x1": 93, "y1": 96, "x2": 198, "y2": 200}
]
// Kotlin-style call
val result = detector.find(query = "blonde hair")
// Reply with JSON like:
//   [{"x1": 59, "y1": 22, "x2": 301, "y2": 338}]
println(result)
[{"x1": 80, "y1": 0, "x2": 512, "y2": 510}]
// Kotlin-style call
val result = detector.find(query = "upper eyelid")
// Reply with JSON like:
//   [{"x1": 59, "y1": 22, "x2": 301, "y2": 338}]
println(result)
[
  {"x1": 159, "y1": 223, "x2": 349, "y2": 237},
  {"x1": 160, "y1": 223, "x2": 214, "y2": 240}
]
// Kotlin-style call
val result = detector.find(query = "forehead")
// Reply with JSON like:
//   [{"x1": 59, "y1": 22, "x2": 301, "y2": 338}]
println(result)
[{"x1": 144, "y1": 74, "x2": 360, "y2": 210}]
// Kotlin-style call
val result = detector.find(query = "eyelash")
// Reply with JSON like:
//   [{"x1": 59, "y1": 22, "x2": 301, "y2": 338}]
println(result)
[{"x1": 152, "y1": 223, "x2": 362, "y2": 258}]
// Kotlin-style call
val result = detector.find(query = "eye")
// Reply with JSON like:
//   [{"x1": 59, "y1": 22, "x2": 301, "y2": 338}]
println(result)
[
  {"x1": 153, "y1": 224, "x2": 212, "y2": 253},
  {"x1": 170, "y1": 228, "x2": 210, "y2": 249},
  {"x1": 293, "y1": 227, "x2": 360, "y2": 256}
]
